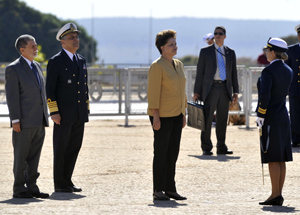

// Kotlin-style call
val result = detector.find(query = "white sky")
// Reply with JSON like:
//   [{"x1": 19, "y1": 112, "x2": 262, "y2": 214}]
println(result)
[{"x1": 21, "y1": 0, "x2": 300, "y2": 21}]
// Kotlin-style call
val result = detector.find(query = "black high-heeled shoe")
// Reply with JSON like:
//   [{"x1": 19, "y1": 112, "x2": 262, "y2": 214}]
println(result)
[
  {"x1": 165, "y1": 192, "x2": 187, "y2": 200},
  {"x1": 259, "y1": 195, "x2": 284, "y2": 206},
  {"x1": 153, "y1": 193, "x2": 170, "y2": 201}
]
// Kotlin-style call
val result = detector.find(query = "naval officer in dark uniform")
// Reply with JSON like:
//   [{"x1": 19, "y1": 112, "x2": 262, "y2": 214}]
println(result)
[
  {"x1": 285, "y1": 24, "x2": 300, "y2": 147},
  {"x1": 256, "y1": 38, "x2": 293, "y2": 206},
  {"x1": 46, "y1": 23, "x2": 89, "y2": 193}
]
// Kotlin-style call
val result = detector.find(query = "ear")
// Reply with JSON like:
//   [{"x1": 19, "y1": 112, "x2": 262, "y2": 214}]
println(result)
[
  {"x1": 224, "y1": 35, "x2": 227, "y2": 39},
  {"x1": 161, "y1": 46, "x2": 164, "y2": 53},
  {"x1": 20, "y1": 47, "x2": 25, "y2": 55}
]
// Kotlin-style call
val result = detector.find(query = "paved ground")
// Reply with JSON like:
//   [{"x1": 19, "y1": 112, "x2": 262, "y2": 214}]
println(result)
[{"x1": 0, "y1": 117, "x2": 300, "y2": 214}]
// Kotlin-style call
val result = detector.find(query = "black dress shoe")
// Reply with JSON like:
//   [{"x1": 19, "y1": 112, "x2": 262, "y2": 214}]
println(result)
[
  {"x1": 13, "y1": 192, "x2": 33, "y2": 198},
  {"x1": 217, "y1": 150, "x2": 233, "y2": 155},
  {"x1": 292, "y1": 143, "x2": 300, "y2": 147},
  {"x1": 203, "y1": 151, "x2": 213, "y2": 155},
  {"x1": 153, "y1": 193, "x2": 170, "y2": 201},
  {"x1": 55, "y1": 187, "x2": 74, "y2": 193},
  {"x1": 31, "y1": 192, "x2": 49, "y2": 198},
  {"x1": 70, "y1": 185, "x2": 82, "y2": 192},
  {"x1": 165, "y1": 192, "x2": 187, "y2": 200},
  {"x1": 259, "y1": 195, "x2": 284, "y2": 206}
]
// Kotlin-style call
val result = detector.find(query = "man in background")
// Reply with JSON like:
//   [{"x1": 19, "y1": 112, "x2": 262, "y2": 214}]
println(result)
[
  {"x1": 203, "y1": 33, "x2": 214, "y2": 45},
  {"x1": 194, "y1": 26, "x2": 239, "y2": 156},
  {"x1": 257, "y1": 47, "x2": 270, "y2": 66},
  {"x1": 5, "y1": 34, "x2": 49, "y2": 198}
]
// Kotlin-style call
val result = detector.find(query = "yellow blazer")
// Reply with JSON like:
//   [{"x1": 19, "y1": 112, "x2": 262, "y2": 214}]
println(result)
[{"x1": 147, "y1": 56, "x2": 187, "y2": 117}]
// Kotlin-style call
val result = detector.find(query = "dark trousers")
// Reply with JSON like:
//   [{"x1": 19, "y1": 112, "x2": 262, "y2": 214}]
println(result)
[
  {"x1": 150, "y1": 114, "x2": 183, "y2": 193},
  {"x1": 53, "y1": 121, "x2": 84, "y2": 189},
  {"x1": 201, "y1": 82, "x2": 230, "y2": 152},
  {"x1": 289, "y1": 96, "x2": 300, "y2": 143},
  {"x1": 12, "y1": 125, "x2": 45, "y2": 194}
]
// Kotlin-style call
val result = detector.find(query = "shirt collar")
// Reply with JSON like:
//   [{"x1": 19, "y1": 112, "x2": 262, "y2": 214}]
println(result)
[
  {"x1": 270, "y1": 59, "x2": 282, "y2": 64},
  {"x1": 214, "y1": 43, "x2": 224, "y2": 50},
  {"x1": 63, "y1": 48, "x2": 77, "y2": 61},
  {"x1": 21, "y1": 56, "x2": 33, "y2": 68}
]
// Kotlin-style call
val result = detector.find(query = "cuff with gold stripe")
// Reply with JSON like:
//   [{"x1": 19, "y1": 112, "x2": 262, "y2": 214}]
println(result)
[
  {"x1": 86, "y1": 99, "x2": 90, "y2": 110},
  {"x1": 47, "y1": 99, "x2": 59, "y2": 113},
  {"x1": 258, "y1": 107, "x2": 266, "y2": 115}
]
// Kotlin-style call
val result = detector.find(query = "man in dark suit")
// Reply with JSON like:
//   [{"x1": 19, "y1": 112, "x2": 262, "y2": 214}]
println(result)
[
  {"x1": 5, "y1": 35, "x2": 49, "y2": 198},
  {"x1": 193, "y1": 26, "x2": 239, "y2": 155},
  {"x1": 285, "y1": 24, "x2": 300, "y2": 147},
  {"x1": 46, "y1": 23, "x2": 89, "y2": 192}
]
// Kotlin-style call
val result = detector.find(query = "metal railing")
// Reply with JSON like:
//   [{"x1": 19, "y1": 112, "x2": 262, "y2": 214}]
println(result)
[{"x1": 0, "y1": 65, "x2": 267, "y2": 127}]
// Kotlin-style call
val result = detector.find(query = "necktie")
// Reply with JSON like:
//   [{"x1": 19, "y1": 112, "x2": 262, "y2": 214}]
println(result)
[
  {"x1": 217, "y1": 47, "x2": 226, "y2": 81},
  {"x1": 31, "y1": 62, "x2": 41, "y2": 89},
  {"x1": 73, "y1": 55, "x2": 79, "y2": 68}
]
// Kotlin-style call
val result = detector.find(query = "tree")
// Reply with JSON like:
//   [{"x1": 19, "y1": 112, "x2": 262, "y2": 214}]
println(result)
[
  {"x1": 179, "y1": 55, "x2": 198, "y2": 66},
  {"x1": 281, "y1": 35, "x2": 298, "y2": 46},
  {"x1": 0, "y1": 0, "x2": 97, "y2": 63},
  {"x1": 34, "y1": 45, "x2": 46, "y2": 63}
]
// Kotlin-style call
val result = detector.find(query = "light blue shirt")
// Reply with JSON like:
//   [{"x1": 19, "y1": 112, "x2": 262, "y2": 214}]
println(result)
[{"x1": 214, "y1": 43, "x2": 226, "y2": 81}]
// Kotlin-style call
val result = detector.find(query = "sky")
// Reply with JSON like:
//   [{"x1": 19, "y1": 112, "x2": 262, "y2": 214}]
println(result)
[{"x1": 21, "y1": 0, "x2": 300, "y2": 21}]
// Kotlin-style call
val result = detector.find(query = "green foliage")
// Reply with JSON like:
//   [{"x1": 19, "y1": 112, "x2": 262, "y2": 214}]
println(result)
[
  {"x1": 34, "y1": 45, "x2": 46, "y2": 63},
  {"x1": 0, "y1": 0, "x2": 97, "y2": 63},
  {"x1": 281, "y1": 35, "x2": 298, "y2": 46},
  {"x1": 179, "y1": 55, "x2": 198, "y2": 66}
]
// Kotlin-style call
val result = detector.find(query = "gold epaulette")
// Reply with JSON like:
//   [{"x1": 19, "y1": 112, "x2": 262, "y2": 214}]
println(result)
[
  {"x1": 47, "y1": 99, "x2": 58, "y2": 113},
  {"x1": 86, "y1": 99, "x2": 90, "y2": 110},
  {"x1": 258, "y1": 107, "x2": 266, "y2": 115}
]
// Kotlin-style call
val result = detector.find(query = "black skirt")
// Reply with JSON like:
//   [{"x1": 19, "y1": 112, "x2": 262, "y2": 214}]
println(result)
[{"x1": 260, "y1": 124, "x2": 293, "y2": 163}]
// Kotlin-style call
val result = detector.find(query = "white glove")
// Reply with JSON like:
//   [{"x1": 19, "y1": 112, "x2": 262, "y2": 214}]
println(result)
[{"x1": 256, "y1": 117, "x2": 264, "y2": 128}]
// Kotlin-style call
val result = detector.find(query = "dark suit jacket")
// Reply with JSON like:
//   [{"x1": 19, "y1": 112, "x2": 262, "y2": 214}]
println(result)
[
  {"x1": 5, "y1": 57, "x2": 49, "y2": 128},
  {"x1": 194, "y1": 44, "x2": 239, "y2": 102},
  {"x1": 285, "y1": 43, "x2": 300, "y2": 97},
  {"x1": 256, "y1": 60, "x2": 293, "y2": 125},
  {"x1": 46, "y1": 49, "x2": 89, "y2": 124}
]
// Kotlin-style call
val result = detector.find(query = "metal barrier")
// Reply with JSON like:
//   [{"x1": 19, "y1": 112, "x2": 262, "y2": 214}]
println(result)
[{"x1": 0, "y1": 65, "x2": 267, "y2": 128}]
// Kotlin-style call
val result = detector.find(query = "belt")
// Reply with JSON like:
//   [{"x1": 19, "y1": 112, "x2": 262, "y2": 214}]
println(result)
[{"x1": 213, "y1": 80, "x2": 226, "y2": 84}]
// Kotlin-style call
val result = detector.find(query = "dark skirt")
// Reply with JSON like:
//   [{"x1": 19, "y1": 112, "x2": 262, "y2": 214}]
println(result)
[{"x1": 260, "y1": 124, "x2": 293, "y2": 163}]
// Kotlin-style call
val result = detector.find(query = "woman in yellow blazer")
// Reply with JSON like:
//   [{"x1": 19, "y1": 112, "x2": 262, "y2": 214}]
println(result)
[{"x1": 148, "y1": 30, "x2": 187, "y2": 201}]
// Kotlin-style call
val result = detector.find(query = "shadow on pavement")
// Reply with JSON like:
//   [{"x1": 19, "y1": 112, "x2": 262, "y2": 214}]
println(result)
[
  {"x1": 0, "y1": 193, "x2": 87, "y2": 204},
  {"x1": 50, "y1": 193, "x2": 86, "y2": 201},
  {"x1": 0, "y1": 198, "x2": 43, "y2": 204},
  {"x1": 148, "y1": 200, "x2": 187, "y2": 208},
  {"x1": 189, "y1": 155, "x2": 240, "y2": 162},
  {"x1": 292, "y1": 147, "x2": 300, "y2": 153},
  {"x1": 261, "y1": 206, "x2": 298, "y2": 213}
]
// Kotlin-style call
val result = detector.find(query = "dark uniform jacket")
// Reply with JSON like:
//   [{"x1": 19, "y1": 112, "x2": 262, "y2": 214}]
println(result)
[
  {"x1": 257, "y1": 60, "x2": 292, "y2": 125},
  {"x1": 285, "y1": 43, "x2": 300, "y2": 97},
  {"x1": 46, "y1": 49, "x2": 89, "y2": 124},
  {"x1": 194, "y1": 44, "x2": 239, "y2": 102}
]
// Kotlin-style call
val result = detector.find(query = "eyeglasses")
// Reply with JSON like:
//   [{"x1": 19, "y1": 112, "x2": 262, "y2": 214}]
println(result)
[{"x1": 214, "y1": 32, "x2": 224, "y2": 36}]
